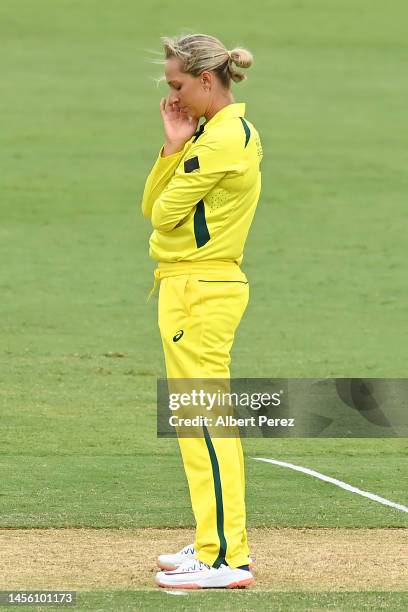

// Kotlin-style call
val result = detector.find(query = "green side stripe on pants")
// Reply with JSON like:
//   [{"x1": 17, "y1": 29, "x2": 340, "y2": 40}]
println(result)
[{"x1": 203, "y1": 425, "x2": 227, "y2": 568}]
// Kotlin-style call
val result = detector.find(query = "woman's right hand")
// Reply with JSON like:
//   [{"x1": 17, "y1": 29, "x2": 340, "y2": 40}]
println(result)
[{"x1": 160, "y1": 97, "x2": 199, "y2": 156}]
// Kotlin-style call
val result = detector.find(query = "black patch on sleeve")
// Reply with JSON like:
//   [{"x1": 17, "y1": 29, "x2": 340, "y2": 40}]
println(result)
[{"x1": 184, "y1": 156, "x2": 200, "y2": 173}]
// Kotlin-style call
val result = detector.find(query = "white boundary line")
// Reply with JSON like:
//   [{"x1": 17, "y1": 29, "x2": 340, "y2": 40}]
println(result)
[{"x1": 253, "y1": 457, "x2": 408, "y2": 513}]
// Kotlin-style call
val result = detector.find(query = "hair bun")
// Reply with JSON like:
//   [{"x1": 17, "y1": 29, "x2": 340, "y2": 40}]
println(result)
[
  {"x1": 229, "y1": 48, "x2": 253, "y2": 69},
  {"x1": 159, "y1": 34, "x2": 253, "y2": 86}
]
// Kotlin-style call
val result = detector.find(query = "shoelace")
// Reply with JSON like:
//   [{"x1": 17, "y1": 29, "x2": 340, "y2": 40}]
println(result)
[{"x1": 182, "y1": 560, "x2": 211, "y2": 572}]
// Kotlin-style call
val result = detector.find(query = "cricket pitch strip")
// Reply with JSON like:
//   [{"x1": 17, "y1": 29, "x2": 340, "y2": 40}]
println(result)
[{"x1": 0, "y1": 528, "x2": 407, "y2": 591}]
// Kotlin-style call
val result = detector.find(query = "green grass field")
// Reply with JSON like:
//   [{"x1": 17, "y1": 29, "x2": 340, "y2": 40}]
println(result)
[
  {"x1": 1, "y1": 0, "x2": 407, "y2": 609},
  {"x1": 40, "y1": 591, "x2": 408, "y2": 611}
]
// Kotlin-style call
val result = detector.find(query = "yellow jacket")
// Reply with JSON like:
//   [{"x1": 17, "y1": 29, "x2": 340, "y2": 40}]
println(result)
[{"x1": 141, "y1": 102, "x2": 263, "y2": 265}]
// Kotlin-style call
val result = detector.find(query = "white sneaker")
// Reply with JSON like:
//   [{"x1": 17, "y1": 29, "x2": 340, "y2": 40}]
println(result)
[
  {"x1": 157, "y1": 543, "x2": 254, "y2": 571},
  {"x1": 155, "y1": 558, "x2": 255, "y2": 589},
  {"x1": 157, "y1": 543, "x2": 195, "y2": 571}
]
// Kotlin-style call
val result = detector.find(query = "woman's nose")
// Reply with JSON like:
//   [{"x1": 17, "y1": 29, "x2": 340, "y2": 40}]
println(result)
[{"x1": 168, "y1": 92, "x2": 179, "y2": 105}]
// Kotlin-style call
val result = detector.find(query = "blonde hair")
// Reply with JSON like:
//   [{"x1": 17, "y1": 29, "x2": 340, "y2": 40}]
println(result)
[{"x1": 159, "y1": 33, "x2": 253, "y2": 87}]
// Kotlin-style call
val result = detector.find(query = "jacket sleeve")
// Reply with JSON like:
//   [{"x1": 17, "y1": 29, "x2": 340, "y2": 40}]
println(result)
[
  {"x1": 150, "y1": 136, "x2": 238, "y2": 232},
  {"x1": 141, "y1": 146, "x2": 186, "y2": 219}
]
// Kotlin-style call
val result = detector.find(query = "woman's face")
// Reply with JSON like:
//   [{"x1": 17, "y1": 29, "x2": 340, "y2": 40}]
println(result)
[{"x1": 164, "y1": 57, "x2": 210, "y2": 120}]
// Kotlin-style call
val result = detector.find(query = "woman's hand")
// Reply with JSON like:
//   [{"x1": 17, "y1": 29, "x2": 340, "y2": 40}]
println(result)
[{"x1": 160, "y1": 97, "x2": 199, "y2": 156}]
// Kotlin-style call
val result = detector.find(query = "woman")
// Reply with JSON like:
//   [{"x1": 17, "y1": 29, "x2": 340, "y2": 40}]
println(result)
[{"x1": 141, "y1": 33, "x2": 263, "y2": 589}]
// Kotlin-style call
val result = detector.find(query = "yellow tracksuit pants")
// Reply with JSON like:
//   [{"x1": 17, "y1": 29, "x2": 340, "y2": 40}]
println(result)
[{"x1": 155, "y1": 261, "x2": 250, "y2": 569}]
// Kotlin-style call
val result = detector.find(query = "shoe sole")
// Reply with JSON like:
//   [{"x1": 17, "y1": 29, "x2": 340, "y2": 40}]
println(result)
[{"x1": 156, "y1": 577, "x2": 255, "y2": 589}]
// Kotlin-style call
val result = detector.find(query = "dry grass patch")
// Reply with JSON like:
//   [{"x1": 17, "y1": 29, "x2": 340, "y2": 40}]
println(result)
[{"x1": 0, "y1": 528, "x2": 406, "y2": 591}]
